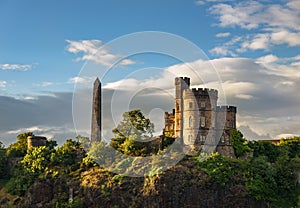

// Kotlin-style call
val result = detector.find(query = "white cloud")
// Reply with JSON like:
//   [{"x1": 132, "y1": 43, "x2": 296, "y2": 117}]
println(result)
[
  {"x1": 215, "y1": 32, "x2": 231, "y2": 38},
  {"x1": 210, "y1": 36, "x2": 241, "y2": 56},
  {"x1": 6, "y1": 126, "x2": 47, "y2": 135},
  {"x1": 40, "y1": 82, "x2": 54, "y2": 87},
  {"x1": 270, "y1": 30, "x2": 300, "y2": 47},
  {"x1": 0, "y1": 81, "x2": 7, "y2": 88},
  {"x1": 69, "y1": 76, "x2": 93, "y2": 84},
  {"x1": 0, "y1": 64, "x2": 32, "y2": 71},
  {"x1": 210, "y1": 46, "x2": 232, "y2": 56},
  {"x1": 99, "y1": 56, "x2": 300, "y2": 139},
  {"x1": 66, "y1": 39, "x2": 136, "y2": 66},
  {"x1": 256, "y1": 54, "x2": 279, "y2": 64},
  {"x1": 209, "y1": 1, "x2": 263, "y2": 29},
  {"x1": 242, "y1": 34, "x2": 271, "y2": 51},
  {"x1": 209, "y1": 0, "x2": 300, "y2": 55},
  {"x1": 222, "y1": 81, "x2": 257, "y2": 98},
  {"x1": 195, "y1": 0, "x2": 233, "y2": 6},
  {"x1": 235, "y1": 94, "x2": 254, "y2": 100},
  {"x1": 275, "y1": 133, "x2": 299, "y2": 140}
]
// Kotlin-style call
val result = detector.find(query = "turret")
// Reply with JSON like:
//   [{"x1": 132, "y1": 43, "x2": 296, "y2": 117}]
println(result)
[{"x1": 174, "y1": 77, "x2": 190, "y2": 139}]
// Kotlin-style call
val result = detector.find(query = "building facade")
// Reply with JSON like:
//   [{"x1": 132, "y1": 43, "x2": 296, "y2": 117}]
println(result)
[{"x1": 164, "y1": 77, "x2": 237, "y2": 155}]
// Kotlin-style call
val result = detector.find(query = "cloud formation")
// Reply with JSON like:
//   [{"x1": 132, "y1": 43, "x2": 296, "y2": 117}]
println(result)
[
  {"x1": 0, "y1": 81, "x2": 7, "y2": 88},
  {"x1": 69, "y1": 76, "x2": 93, "y2": 84},
  {"x1": 0, "y1": 64, "x2": 32, "y2": 71},
  {"x1": 209, "y1": 0, "x2": 300, "y2": 55},
  {"x1": 2, "y1": 55, "x2": 300, "y2": 146},
  {"x1": 66, "y1": 40, "x2": 136, "y2": 67},
  {"x1": 100, "y1": 55, "x2": 300, "y2": 140}
]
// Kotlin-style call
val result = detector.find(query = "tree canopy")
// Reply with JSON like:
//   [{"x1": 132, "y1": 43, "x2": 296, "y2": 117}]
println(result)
[
  {"x1": 112, "y1": 109, "x2": 154, "y2": 139},
  {"x1": 6, "y1": 132, "x2": 33, "y2": 157},
  {"x1": 110, "y1": 110, "x2": 156, "y2": 156},
  {"x1": 230, "y1": 129, "x2": 252, "y2": 158}
]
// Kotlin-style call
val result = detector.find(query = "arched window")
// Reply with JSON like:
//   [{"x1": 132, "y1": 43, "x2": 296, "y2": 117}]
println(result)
[
  {"x1": 189, "y1": 116, "x2": 192, "y2": 128},
  {"x1": 201, "y1": 117, "x2": 205, "y2": 127}
]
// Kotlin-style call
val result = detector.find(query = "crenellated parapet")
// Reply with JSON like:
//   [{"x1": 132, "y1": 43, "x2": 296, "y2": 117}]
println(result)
[
  {"x1": 216, "y1": 106, "x2": 237, "y2": 113},
  {"x1": 177, "y1": 77, "x2": 190, "y2": 86},
  {"x1": 191, "y1": 88, "x2": 218, "y2": 99},
  {"x1": 165, "y1": 77, "x2": 237, "y2": 157}
]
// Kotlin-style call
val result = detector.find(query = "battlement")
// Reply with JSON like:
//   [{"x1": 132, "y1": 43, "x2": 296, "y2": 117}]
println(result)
[
  {"x1": 191, "y1": 88, "x2": 218, "y2": 98},
  {"x1": 216, "y1": 106, "x2": 237, "y2": 113},
  {"x1": 165, "y1": 109, "x2": 175, "y2": 116},
  {"x1": 176, "y1": 77, "x2": 190, "y2": 87}
]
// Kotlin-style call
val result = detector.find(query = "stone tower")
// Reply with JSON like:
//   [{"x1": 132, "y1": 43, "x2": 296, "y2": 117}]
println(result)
[
  {"x1": 164, "y1": 77, "x2": 237, "y2": 156},
  {"x1": 174, "y1": 77, "x2": 190, "y2": 140},
  {"x1": 91, "y1": 77, "x2": 101, "y2": 143}
]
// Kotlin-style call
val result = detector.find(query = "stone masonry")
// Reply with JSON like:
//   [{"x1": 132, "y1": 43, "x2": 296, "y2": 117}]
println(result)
[
  {"x1": 164, "y1": 77, "x2": 236, "y2": 156},
  {"x1": 91, "y1": 77, "x2": 102, "y2": 143}
]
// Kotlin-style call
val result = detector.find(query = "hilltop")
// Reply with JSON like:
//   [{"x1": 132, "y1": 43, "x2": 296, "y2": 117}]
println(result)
[{"x1": 0, "y1": 132, "x2": 299, "y2": 207}]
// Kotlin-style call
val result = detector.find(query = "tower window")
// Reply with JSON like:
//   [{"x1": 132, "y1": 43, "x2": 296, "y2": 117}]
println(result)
[
  {"x1": 200, "y1": 135, "x2": 206, "y2": 142},
  {"x1": 189, "y1": 116, "x2": 192, "y2": 128},
  {"x1": 201, "y1": 102, "x2": 205, "y2": 108},
  {"x1": 221, "y1": 135, "x2": 225, "y2": 143},
  {"x1": 189, "y1": 102, "x2": 193, "y2": 108},
  {"x1": 201, "y1": 117, "x2": 205, "y2": 127}
]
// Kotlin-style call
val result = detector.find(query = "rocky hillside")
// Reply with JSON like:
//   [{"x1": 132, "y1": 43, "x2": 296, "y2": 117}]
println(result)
[{"x1": 16, "y1": 159, "x2": 267, "y2": 208}]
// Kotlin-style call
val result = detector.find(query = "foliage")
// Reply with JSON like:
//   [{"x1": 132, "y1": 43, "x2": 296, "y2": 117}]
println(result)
[
  {"x1": 244, "y1": 156, "x2": 277, "y2": 202},
  {"x1": 279, "y1": 136, "x2": 300, "y2": 158},
  {"x1": 110, "y1": 110, "x2": 158, "y2": 156},
  {"x1": 51, "y1": 139, "x2": 84, "y2": 166},
  {"x1": 0, "y1": 141, "x2": 7, "y2": 178},
  {"x1": 112, "y1": 109, "x2": 154, "y2": 139},
  {"x1": 1, "y1": 130, "x2": 299, "y2": 207},
  {"x1": 230, "y1": 129, "x2": 252, "y2": 158},
  {"x1": 88, "y1": 141, "x2": 114, "y2": 165},
  {"x1": 161, "y1": 136, "x2": 175, "y2": 150},
  {"x1": 46, "y1": 140, "x2": 58, "y2": 149},
  {"x1": 21, "y1": 146, "x2": 53, "y2": 175},
  {"x1": 76, "y1": 135, "x2": 90, "y2": 150},
  {"x1": 198, "y1": 152, "x2": 236, "y2": 186},
  {"x1": 5, "y1": 164, "x2": 36, "y2": 195},
  {"x1": 248, "y1": 141, "x2": 280, "y2": 163},
  {"x1": 6, "y1": 132, "x2": 33, "y2": 157}
]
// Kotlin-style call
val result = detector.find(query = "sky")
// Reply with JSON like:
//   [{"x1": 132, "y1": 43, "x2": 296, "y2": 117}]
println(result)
[{"x1": 0, "y1": 0, "x2": 300, "y2": 146}]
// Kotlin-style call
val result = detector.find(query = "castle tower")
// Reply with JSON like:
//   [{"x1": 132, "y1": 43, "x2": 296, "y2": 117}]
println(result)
[
  {"x1": 91, "y1": 77, "x2": 101, "y2": 143},
  {"x1": 174, "y1": 77, "x2": 190, "y2": 139},
  {"x1": 183, "y1": 89, "x2": 199, "y2": 146}
]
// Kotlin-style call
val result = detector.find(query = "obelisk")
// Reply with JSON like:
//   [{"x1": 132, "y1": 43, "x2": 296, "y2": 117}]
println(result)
[{"x1": 91, "y1": 77, "x2": 101, "y2": 143}]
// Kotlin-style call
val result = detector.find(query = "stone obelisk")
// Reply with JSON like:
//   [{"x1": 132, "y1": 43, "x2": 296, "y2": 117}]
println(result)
[{"x1": 91, "y1": 77, "x2": 101, "y2": 143}]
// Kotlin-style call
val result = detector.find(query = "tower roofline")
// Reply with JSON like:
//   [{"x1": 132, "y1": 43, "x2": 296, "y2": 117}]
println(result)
[{"x1": 94, "y1": 77, "x2": 101, "y2": 83}]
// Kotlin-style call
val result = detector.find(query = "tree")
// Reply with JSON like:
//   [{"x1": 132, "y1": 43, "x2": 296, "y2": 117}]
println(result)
[
  {"x1": 6, "y1": 132, "x2": 33, "y2": 157},
  {"x1": 112, "y1": 109, "x2": 154, "y2": 139},
  {"x1": 249, "y1": 141, "x2": 280, "y2": 163},
  {"x1": 76, "y1": 135, "x2": 90, "y2": 150},
  {"x1": 230, "y1": 129, "x2": 252, "y2": 158},
  {"x1": 87, "y1": 141, "x2": 114, "y2": 165},
  {"x1": 110, "y1": 110, "x2": 155, "y2": 156},
  {"x1": 279, "y1": 136, "x2": 300, "y2": 158},
  {"x1": 0, "y1": 141, "x2": 7, "y2": 178},
  {"x1": 46, "y1": 139, "x2": 57, "y2": 149},
  {"x1": 21, "y1": 146, "x2": 52, "y2": 174},
  {"x1": 51, "y1": 139, "x2": 84, "y2": 166}
]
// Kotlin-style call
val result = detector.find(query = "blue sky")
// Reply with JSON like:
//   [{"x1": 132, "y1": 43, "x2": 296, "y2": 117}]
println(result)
[{"x1": 1, "y1": 0, "x2": 300, "y2": 146}]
